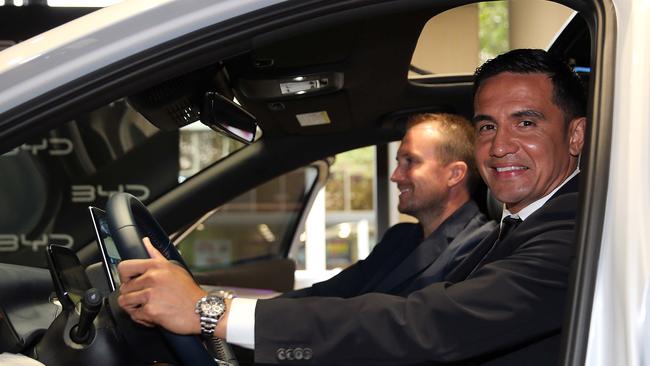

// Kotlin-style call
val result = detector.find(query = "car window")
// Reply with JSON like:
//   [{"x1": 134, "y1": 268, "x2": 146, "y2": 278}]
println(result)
[
  {"x1": 175, "y1": 165, "x2": 320, "y2": 271},
  {"x1": 410, "y1": 0, "x2": 574, "y2": 77},
  {"x1": 0, "y1": 98, "x2": 245, "y2": 268},
  {"x1": 173, "y1": 144, "x2": 378, "y2": 281},
  {"x1": 179, "y1": 122, "x2": 246, "y2": 182},
  {"x1": 291, "y1": 146, "x2": 377, "y2": 272}
]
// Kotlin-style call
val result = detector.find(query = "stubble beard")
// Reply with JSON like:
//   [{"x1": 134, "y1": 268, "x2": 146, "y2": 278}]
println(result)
[{"x1": 398, "y1": 194, "x2": 446, "y2": 224}]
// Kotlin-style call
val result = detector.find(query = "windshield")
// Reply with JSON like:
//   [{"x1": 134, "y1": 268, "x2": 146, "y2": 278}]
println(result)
[{"x1": 0, "y1": 98, "x2": 245, "y2": 267}]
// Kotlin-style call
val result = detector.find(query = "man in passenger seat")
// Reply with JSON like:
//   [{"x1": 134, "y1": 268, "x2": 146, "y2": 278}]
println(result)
[
  {"x1": 118, "y1": 48, "x2": 586, "y2": 365},
  {"x1": 283, "y1": 112, "x2": 495, "y2": 299}
]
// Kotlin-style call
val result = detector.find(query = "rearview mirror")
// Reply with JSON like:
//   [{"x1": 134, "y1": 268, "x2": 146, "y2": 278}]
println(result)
[{"x1": 201, "y1": 92, "x2": 257, "y2": 144}]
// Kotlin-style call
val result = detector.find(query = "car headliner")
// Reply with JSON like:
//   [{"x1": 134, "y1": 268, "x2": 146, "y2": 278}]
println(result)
[{"x1": 0, "y1": 1, "x2": 479, "y2": 153}]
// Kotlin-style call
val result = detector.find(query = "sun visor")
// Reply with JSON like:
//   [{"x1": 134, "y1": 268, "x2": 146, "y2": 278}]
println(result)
[{"x1": 243, "y1": 91, "x2": 353, "y2": 135}]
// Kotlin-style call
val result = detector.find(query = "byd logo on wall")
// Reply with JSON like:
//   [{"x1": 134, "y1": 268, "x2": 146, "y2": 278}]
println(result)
[
  {"x1": 0, "y1": 234, "x2": 74, "y2": 252},
  {"x1": 71, "y1": 184, "x2": 150, "y2": 203}
]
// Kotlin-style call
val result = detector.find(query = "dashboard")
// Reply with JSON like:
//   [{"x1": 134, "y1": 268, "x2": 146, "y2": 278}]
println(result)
[{"x1": 0, "y1": 206, "x2": 140, "y2": 365}]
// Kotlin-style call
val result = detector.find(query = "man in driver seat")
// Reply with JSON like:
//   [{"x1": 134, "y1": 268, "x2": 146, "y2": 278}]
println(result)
[{"x1": 118, "y1": 48, "x2": 586, "y2": 365}]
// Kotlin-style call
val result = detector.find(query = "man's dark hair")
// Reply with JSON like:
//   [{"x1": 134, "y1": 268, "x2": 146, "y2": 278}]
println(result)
[{"x1": 473, "y1": 49, "x2": 587, "y2": 122}]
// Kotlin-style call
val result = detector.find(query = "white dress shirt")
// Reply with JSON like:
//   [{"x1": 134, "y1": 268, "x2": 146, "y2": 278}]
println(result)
[{"x1": 226, "y1": 297, "x2": 257, "y2": 349}]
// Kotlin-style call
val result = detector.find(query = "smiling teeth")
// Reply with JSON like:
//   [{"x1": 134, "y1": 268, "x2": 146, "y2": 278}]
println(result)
[{"x1": 496, "y1": 166, "x2": 527, "y2": 172}]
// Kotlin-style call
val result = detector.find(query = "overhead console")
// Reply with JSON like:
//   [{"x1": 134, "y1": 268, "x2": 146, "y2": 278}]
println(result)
[
  {"x1": 238, "y1": 72, "x2": 344, "y2": 100},
  {"x1": 225, "y1": 7, "x2": 435, "y2": 137},
  {"x1": 237, "y1": 71, "x2": 346, "y2": 133},
  {"x1": 225, "y1": 23, "x2": 360, "y2": 136}
]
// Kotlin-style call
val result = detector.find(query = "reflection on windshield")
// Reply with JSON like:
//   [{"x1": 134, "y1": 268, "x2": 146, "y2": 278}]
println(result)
[
  {"x1": 0, "y1": 100, "x2": 245, "y2": 268},
  {"x1": 179, "y1": 121, "x2": 245, "y2": 183}
]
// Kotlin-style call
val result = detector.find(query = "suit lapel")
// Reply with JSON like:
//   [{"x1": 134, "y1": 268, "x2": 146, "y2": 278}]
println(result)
[
  {"x1": 446, "y1": 175, "x2": 580, "y2": 282},
  {"x1": 445, "y1": 228, "x2": 499, "y2": 282},
  {"x1": 372, "y1": 230, "x2": 450, "y2": 293},
  {"x1": 481, "y1": 176, "x2": 580, "y2": 263},
  {"x1": 357, "y1": 224, "x2": 423, "y2": 294},
  {"x1": 373, "y1": 202, "x2": 480, "y2": 294}
]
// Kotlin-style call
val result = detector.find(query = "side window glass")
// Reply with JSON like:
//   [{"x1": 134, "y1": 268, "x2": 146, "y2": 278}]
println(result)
[
  {"x1": 290, "y1": 146, "x2": 377, "y2": 286},
  {"x1": 176, "y1": 166, "x2": 320, "y2": 271}
]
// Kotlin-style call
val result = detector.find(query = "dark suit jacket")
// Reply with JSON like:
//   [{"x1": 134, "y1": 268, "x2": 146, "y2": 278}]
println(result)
[
  {"x1": 254, "y1": 178, "x2": 578, "y2": 365},
  {"x1": 283, "y1": 201, "x2": 495, "y2": 299}
]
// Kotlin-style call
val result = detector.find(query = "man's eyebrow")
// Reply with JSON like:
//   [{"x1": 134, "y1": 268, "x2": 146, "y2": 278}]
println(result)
[
  {"x1": 512, "y1": 109, "x2": 546, "y2": 119},
  {"x1": 472, "y1": 114, "x2": 495, "y2": 124}
]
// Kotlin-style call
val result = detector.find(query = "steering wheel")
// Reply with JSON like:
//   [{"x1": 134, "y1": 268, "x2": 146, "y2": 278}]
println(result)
[{"x1": 105, "y1": 192, "x2": 237, "y2": 366}]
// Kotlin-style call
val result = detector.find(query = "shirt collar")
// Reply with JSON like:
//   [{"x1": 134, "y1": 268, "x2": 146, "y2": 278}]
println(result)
[{"x1": 501, "y1": 168, "x2": 580, "y2": 224}]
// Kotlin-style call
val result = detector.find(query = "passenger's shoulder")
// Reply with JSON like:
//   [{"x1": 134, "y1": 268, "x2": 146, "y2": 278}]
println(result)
[
  {"x1": 384, "y1": 222, "x2": 420, "y2": 236},
  {"x1": 378, "y1": 222, "x2": 422, "y2": 243},
  {"x1": 468, "y1": 210, "x2": 498, "y2": 232}
]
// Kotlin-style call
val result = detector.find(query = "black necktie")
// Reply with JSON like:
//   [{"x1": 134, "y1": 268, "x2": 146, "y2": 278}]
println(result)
[{"x1": 498, "y1": 215, "x2": 522, "y2": 241}]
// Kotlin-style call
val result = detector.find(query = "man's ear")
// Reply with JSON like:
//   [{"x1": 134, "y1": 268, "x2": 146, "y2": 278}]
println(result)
[
  {"x1": 568, "y1": 117, "x2": 586, "y2": 156},
  {"x1": 447, "y1": 161, "x2": 468, "y2": 187}
]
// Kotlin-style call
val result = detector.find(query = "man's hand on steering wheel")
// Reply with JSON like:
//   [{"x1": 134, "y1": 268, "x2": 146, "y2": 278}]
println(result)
[
  {"x1": 117, "y1": 238, "x2": 208, "y2": 334},
  {"x1": 107, "y1": 193, "x2": 236, "y2": 365}
]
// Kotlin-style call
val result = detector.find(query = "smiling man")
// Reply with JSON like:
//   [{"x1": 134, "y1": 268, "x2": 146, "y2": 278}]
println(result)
[
  {"x1": 118, "y1": 49, "x2": 586, "y2": 365},
  {"x1": 473, "y1": 65, "x2": 584, "y2": 215},
  {"x1": 393, "y1": 114, "x2": 481, "y2": 237}
]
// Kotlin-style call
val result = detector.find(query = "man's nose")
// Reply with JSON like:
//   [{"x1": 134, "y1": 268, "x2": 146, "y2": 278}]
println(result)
[
  {"x1": 489, "y1": 126, "x2": 517, "y2": 157},
  {"x1": 390, "y1": 167, "x2": 402, "y2": 183}
]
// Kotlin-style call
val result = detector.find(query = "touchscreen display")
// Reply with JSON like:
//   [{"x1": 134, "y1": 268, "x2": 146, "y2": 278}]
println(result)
[{"x1": 89, "y1": 206, "x2": 122, "y2": 291}]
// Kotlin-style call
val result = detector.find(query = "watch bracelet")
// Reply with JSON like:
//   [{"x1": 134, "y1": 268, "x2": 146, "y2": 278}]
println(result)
[{"x1": 195, "y1": 290, "x2": 235, "y2": 337}]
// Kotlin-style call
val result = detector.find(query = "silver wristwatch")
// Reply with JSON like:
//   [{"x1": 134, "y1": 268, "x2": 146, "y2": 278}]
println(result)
[{"x1": 195, "y1": 290, "x2": 233, "y2": 338}]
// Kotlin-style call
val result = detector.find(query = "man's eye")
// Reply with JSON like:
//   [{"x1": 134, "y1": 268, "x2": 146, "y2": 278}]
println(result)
[
  {"x1": 396, "y1": 157, "x2": 411, "y2": 167},
  {"x1": 478, "y1": 124, "x2": 496, "y2": 133},
  {"x1": 519, "y1": 120, "x2": 535, "y2": 127}
]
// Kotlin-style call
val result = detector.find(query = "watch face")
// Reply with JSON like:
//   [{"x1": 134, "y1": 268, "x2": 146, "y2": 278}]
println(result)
[{"x1": 200, "y1": 297, "x2": 226, "y2": 317}]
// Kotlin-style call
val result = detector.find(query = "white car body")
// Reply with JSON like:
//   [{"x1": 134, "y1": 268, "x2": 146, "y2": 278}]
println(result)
[
  {"x1": 587, "y1": 1, "x2": 650, "y2": 365},
  {"x1": 0, "y1": 0, "x2": 285, "y2": 114},
  {"x1": 0, "y1": 0, "x2": 648, "y2": 365}
]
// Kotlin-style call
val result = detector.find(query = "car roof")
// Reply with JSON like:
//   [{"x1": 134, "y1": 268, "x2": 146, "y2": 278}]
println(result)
[{"x1": 0, "y1": 0, "x2": 286, "y2": 115}]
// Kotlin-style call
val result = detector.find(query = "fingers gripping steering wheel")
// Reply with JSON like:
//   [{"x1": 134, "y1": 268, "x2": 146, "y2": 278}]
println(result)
[{"x1": 106, "y1": 193, "x2": 237, "y2": 366}]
